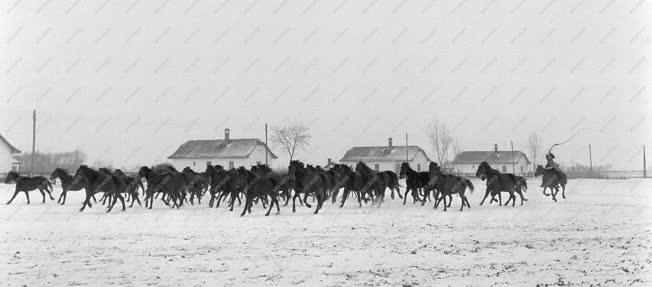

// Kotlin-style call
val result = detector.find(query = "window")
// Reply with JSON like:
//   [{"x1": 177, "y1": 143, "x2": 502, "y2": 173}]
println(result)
[
  {"x1": 502, "y1": 166, "x2": 507, "y2": 172},
  {"x1": 374, "y1": 164, "x2": 379, "y2": 171},
  {"x1": 229, "y1": 161, "x2": 234, "y2": 169},
  {"x1": 193, "y1": 161, "x2": 196, "y2": 166},
  {"x1": 11, "y1": 163, "x2": 19, "y2": 172},
  {"x1": 520, "y1": 166, "x2": 524, "y2": 173},
  {"x1": 395, "y1": 163, "x2": 400, "y2": 173},
  {"x1": 417, "y1": 164, "x2": 421, "y2": 171}
]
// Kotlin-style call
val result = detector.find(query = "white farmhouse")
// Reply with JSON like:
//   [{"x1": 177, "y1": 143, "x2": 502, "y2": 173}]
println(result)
[
  {"x1": 451, "y1": 144, "x2": 531, "y2": 176},
  {"x1": 0, "y1": 134, "x2": 21, "y2": 172},
  {"x1": 167, "y1": 129, "x2": 277, "y2": 171},
  {"x1": 339, "y1": 138, "x2": 432, "y2": 173}
]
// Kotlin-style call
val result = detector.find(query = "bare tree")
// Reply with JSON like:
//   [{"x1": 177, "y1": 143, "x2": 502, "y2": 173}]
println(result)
[
  {"x1": 451, "y1": 139, "x2": 463, "y2": 161},
  {"x1": 426, "y1": 120, "x2": 456, "y2": 167},
  {"x1": 528, "y1": 131, "x2": 543, "y2": 170},
  {"x1": 271, "y1": 122, "x2": 311, "y2": 163}
]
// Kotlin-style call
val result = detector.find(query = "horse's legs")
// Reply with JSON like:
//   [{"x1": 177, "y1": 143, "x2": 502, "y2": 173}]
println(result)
[
  {"x1": 459, "y1": 192, "x2": 465, "y2": 211},
  {"x1": 37, "y1": 188, "x2": 46, "y2": 203},
  {"x1": 402, "y1": 185, "x2": 410, "y2": 205},
  {"x1": 339, "y1": 189, "x2": 349, "y2": 208},
  {"x1": 118, "y1": 193, "x2": 126, "y2": 211},
  {"x1": 6, "y1": 188, "x2": 20, "y2": 204},
  {"x1": 57, "y1": 189, "x2": 65, "y2": 204},
  {"x1": 421, "y1": 188, "x2": 430, "y2": 206},
  {"x1": 479, "y1": 188, "x2": 491, "y2": 206},
  {"x1": 292, "y1": 193, "x2": 299, "y2": 213},
  {"x1": 562, "y1": 185, "x2": 566, "y2": 199}
]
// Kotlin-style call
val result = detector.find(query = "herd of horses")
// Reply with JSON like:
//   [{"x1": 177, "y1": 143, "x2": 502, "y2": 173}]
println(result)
[{"x1": 2, "y1": 160, "x2": 568, "y2": 215}]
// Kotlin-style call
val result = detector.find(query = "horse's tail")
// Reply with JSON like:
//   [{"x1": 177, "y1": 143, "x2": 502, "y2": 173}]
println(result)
[
  {"x1": 464, "y1": 179, "x2": 474, "y2": 193},
  {"x1": 521, "y1": 178, "x2": 528, "y2": 192}
]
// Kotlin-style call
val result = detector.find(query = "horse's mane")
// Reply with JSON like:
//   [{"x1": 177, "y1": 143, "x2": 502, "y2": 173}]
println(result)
[{"x1": 152, "y1": 164, "x2": 175, "y2": 174}]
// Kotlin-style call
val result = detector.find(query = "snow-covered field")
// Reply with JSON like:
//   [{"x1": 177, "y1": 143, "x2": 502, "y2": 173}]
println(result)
[{"x1": 0, "y1": 178, "x2": 651, "y2": 286}]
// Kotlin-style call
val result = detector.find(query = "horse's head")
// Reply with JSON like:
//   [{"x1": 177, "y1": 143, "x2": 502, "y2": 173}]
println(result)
[
  {"x1": 534, "y1": 165, "x2": 545, "y2": 177},
  {"x1": 428, "y1": 162, "x2": 439, "y2": 172},
  {"x1": 399, "y1": 162, "x2": 410, "y2": 178},
  {"x1": 354, "y1": 161, "x2": 367, "y2": 174},
  {"x1": 476, "y1": 162, "x2": 489, "y2": 180},
  {"x1": 4, "y1": 171, "x2": 19, "y2": 183},
  {"x1": 50, "y1": 168, "x2": 64, "y2": 180},
  {"x1": 138, "y1": 166, "x2": 151, "y2": 178},
  {"x1": 73, "y1": 165, "x2": 91, "y2": 182}
]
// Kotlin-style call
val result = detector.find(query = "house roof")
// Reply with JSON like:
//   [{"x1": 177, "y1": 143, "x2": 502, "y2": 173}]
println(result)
[
  {"x1": 0, "y1": 134, "x2": 21, "y2": 154},
  {"x1": 451, "y1": 151, "x2": 530, "y2": 165},
  {"x1": 339, "y1": 146, "x2": 431, "y2": 163},
  {"x1": 168, "y1": 138, "x2": 278, "y2": 159}
]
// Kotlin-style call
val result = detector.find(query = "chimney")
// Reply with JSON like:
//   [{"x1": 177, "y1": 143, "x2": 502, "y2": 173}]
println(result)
[
  {"x1": 224, "y1": 128, "x2": 230, "y2": 141},
  {"x1": 327, "y1": 158, "x2": 332, "y2": 165},
  {"x1": 494, "y1": 144, "x2": 498, "y2": 152},
  {"x1": 388, "y1": 137, "x2": 393, "y2": 148}
]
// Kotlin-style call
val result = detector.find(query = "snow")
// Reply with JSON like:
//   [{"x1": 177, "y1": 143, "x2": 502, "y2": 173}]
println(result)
[{"x1": 0, "y1": 178, "x2": 651, "y2": 286}]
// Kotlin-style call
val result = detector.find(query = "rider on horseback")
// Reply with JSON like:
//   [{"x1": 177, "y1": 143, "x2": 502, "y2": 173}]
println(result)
[{"x1": 540, "y1": 152, "x2": 566, "y2": 187}]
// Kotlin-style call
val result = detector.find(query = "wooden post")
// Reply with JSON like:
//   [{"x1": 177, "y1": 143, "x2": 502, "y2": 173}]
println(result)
[
  {"x1": 644, "y1": 145, "x2": 647, "y2": 178},
  {"x1": 31, "y1": 110, "x2": 36, "y2": 176},
  {"x1": 265, "y1": 123, "x2": 268, "y2": 166},
  {"x1": 588, "y1": 144, "x2": 593, "y2": 172},
  {"x1": 511, "y1": 140, "x2": 515, "y2": 173},
  {"x1": 405, "y1": 132, "x2": 408, "y2": 162}
]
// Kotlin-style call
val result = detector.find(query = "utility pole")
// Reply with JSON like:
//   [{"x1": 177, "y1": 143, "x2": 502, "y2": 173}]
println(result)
[
  {"x1": 31, "y1": 110, "x2": 36, "y2": 176},
  {"x1": 405, "y1": 132, "x2": 408, "y2": 162},
  {"x1": 511, "y1": 140, "x2": 515, "y2": 173},
  {"x1": 643, "y1": 145, "x2": 647, "y2": 178},
  {"x1": 589, "y1": 144, "x2": 593, "y2": 172},
  {"x1": 265, "y1": 123, "x2": 268, "y2": 166}
]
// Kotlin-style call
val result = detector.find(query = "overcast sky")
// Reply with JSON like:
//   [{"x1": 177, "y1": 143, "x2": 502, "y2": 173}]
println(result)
[{"x1": 1, "y1": 0, "x2": 650, "y2": 170}]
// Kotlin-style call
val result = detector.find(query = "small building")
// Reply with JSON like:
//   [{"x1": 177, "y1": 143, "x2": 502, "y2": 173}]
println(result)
[
  {"x1": 167, "y1": 129, "x2": 277, "y2": 170},
  {"x1": 451, "y1": 144, "x2": 531, "y2": 176},
  {"x1": 0, "y1": 133, "x2": 21, "y2": 172},
  {"x1": 339, "y1": 138, "x2": 432, "y2": 172}
]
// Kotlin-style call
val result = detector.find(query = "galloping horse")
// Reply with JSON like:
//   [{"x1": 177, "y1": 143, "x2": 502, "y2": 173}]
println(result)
[
  {"x1": 50, "y1": 168, "x2": 94, "y2": 205},
  {"x1": 399, "y1": 162, "x2": 430, "y2": 205},
  {"x1": 5, "y1": 171, "x2": 54, "y2": 204},
  {"x1": 74, "y1": 165, "x2": 126, "y2": 212},
  {"x1": 535, "y1": 165, "x2": 566, "y2": 202},
  {"x1": 429, "y1": 164, "x2": 474, "y2": 211},
  {"x1": 475, "y1": 162, "x2": 527, "y2": 207}
]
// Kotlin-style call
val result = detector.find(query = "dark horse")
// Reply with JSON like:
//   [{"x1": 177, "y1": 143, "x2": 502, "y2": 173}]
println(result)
[
  {"x1": 5, "y1": 171, "x2": 54, "y2": 204},
  {"x1": 239, "y1": 167, "x2": 280, "y2": 216},
  {"x1": 73, "y1": 165, "x2": 126, "y2": 212},
  {"x1": 535, "y1": 165, "x2": 566, "y2": 202},
  {"x1": 354, "y1": 162, "x2": 387, "y2": 207},
  {"x1": 138, "y1": 165, "x2": 186, "y2": 209},
  {"x1": 288, "y1": 160, "x2": 328, "y2": 214},
  {"x1": 331, "y1": 163, "x2": 366, "y2": 208},
  {"x1": 399, "y1": 162, "x2": 430, "y2": 205},
  {"x1": 429, "y1": 164, "x2": 474, "y2": 211},
  {"x1": 50, "y1": 168, "x2": 95, "y2": 205},
  {"x1": 475, "y1": 162, "x2": 527, "y2": 207}
]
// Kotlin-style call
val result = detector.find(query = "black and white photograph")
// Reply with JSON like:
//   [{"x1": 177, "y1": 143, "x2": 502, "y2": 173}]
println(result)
[{"x1": 1, "y1": 0, "x2": 651, "y2": 286}]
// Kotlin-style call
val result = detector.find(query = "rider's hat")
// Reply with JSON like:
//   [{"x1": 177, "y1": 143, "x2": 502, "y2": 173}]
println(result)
[{"x1": 546, "y1": 153, "x2": 555, "y2": 159}]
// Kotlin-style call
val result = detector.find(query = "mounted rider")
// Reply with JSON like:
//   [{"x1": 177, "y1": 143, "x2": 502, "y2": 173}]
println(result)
[{"x1": 541, "y1": 151, "x2": 566, "y2": 187}]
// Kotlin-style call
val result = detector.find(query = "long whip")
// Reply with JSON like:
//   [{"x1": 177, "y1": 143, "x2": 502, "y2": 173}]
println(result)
[{"x1": 547, "y1": 129, "x2": 583, "y2": 154}]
